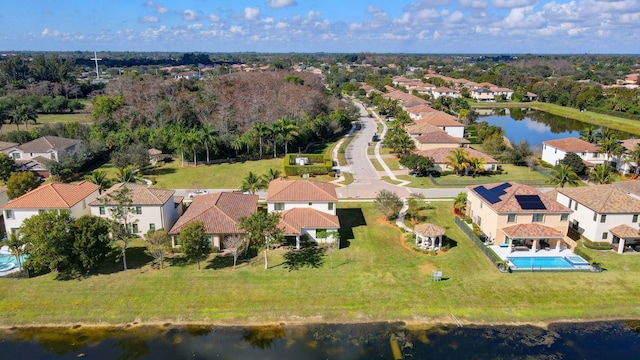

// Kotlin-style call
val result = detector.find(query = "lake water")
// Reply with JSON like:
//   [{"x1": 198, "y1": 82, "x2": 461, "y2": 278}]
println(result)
[
  {"x1": 2, "y1": 321, "x2": 640, "y2": 359},
  {"x1": 478, "y1": 108, "x2": 633, "y2": 149}
]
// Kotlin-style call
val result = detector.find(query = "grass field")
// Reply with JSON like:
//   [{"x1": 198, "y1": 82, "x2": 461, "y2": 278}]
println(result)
[
  {"x1": 146, "y1": 158, "x2": 285, "y2": 189},
  {"x1": 2, "y1": 201, "x2": 640, "y2": 327},
  {"x1": 399, "y1": 164, "x2": 551, "y2": 188},
  {"x1": 471, "y1": 102, "x2": 640, "y2": 136}
]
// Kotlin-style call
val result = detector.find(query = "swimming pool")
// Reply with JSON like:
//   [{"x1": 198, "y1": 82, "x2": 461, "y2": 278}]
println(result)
[
  {"x1": 508, "y1": 256, "x2": 590, "y2": 270},
  {"x1": 0, "y1": 254, "x2": 27, "y2": 267}
]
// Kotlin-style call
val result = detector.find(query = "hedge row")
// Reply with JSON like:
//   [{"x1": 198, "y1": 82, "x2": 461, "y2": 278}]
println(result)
[{"x1": 283, "y1": 153, "x2": 333, "y2": 176}]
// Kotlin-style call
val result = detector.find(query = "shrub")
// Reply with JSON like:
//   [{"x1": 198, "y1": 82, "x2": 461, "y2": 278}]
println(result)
[
  {"x1": 464, "y1": 216, "x2": 472, "y2": 224},
  {"x1": 583, "y1": 240, "x2": 611, "y2": 250}
]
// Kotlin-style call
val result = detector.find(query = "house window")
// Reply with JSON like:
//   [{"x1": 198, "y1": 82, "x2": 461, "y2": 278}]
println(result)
[
  {"x1": 149, "y1": 223, "x2": 156, "y2": 232},
  {"x1": 82, "y1": 200, "x2": 86, "y2": 209},
  {"x1": 10, "y1": 228, "x2": 18, "y2": 235},
  {"x1": 308, "y1": 202, "x2": 312, "y2": 206},
  {"x1": 274, "y1": 203, "x2": 284, "y2": 211},
  {"x1": 328, "y1": 203, "x2": 334, "y2": 211},
  {"x1": 600, "y1": 214, "x2": 606, "y2": 223},
  {"x1": 574, "y1": 202, "x2": 578, "y2": 210},
  {"x1": 99, "y1": 206, "x2": 105, "y2": 215},
  {"x1": 572, "y1": 220, "x2": 579, "y2": 230},
  {"x1": 480, "y1": 202, "x2": 483, "y2": 208},
  {"x1": 5, "y1": 210, "x2": 13, "y2": 219},
  {"x1": 634, "y1": 214, "x2": 639, "y2": 223},
  {"x1": 507, "y1": 214, "x2": 516, "y2": 223},
  {"x1": 554, "y1": 149, "x2": 557, "y2": 154},
  {"x1": 132, "y1": 223, "x2": 139, "y2": 233},
  {"x1": 581, "y1": 152, "x2": 586, "y2": 156},
  {"x1": 11, "y1": 153, "x2": 20, "y2": 160},
  {"x1": 568, "y1": 200, "x2": 572, "y2": 209},
  {"x1": 602, "y1": 232, "x2": 608, "y2": 240},
  {"x1": 594, "y1": 153, "x2": 599, "y2": 158},
  {"x1": 477, "y1": 216, "x2": 482, "y2": 226},
  {"x1": 136, "y1": 206, "x2": 142, "y2": 215},
  {"x1": 593, "y1": 213, "x2": 597, "y2": 221},
  {"x1": 561, "y1": 213, "x2": 569, "y2": 221},
  {"x1": 532, "y1": 214, "x2": 544, "y2": 222}
]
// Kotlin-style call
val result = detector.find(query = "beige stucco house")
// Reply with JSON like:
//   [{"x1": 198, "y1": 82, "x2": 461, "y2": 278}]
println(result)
[{"x1": 466, "y1": 182, "x2": 572, "y2": 252}]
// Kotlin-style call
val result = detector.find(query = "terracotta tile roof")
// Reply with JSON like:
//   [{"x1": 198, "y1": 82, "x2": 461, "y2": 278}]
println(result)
[
  {"x1": 557, "y1": 183, "x2": 640, "y2": 213},
  {"x1": 477, "y1": 82, "x2": 497, "y2": 88},
  {"x1": 468, "y1": 182, "x2": 571, "y2": 213},
  {"x1": 278, "y1": 208, "x2": 340, "y2": 235},
  {"x1": 91, "y1": 183, "x2": 174, "y2": 206},
  {"x1": 0, "y1": 141, "x2": 18, "y2": 151},
  {"x1": 1, "y1": 181, "x2": 99, "y2": 209},
  {"x1": 18, "y1": 136, "x2": 80, "y2": 153},
  {"x1": 415, "y1": 132, "x2": 469, "y2": 144},
  {"x1": 417, "y1": 111, "x2": 464, "y2": 127},
  {"x1": 266, "y1": 179, "x2": 337, "y2": 202},
  {"x1": 609, "y1": 224, "x2": 640, "y2": 240},
  {"x1": 406, "y1": 122, "x2": 442, "y2": 135},
  {"x1": 621, "y1": 139, "x2": 640, "y2": 152},
  {"x1": 501, "y1": 224, "x2": 564, "y2": 239},
  {"x1": 169, "y1": 192, "x2": 258, "y2": 235},
  {"x1": 611, "y1": 180, "x2": 640, "y2": 197},
  {"x1": 543, "y1": 138, "x2": 600, "y2": 152},
  {"x1": 414, "y1": 223, "x2": 445, "y2": 237},
  {"x1": 406, "y1": 104, "x2": 436, "y2": 116},
  {"x1": 433, "y1": 87, "x2": 457, "y2": 93},
  {"x1": 415, "y1": 147, "x2": 497, "y2": 164}
]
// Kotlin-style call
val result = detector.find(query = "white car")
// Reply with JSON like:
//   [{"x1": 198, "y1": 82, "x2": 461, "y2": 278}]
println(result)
[{"x1": 188, "y1": 190, "x2": 208, "y2": 198}]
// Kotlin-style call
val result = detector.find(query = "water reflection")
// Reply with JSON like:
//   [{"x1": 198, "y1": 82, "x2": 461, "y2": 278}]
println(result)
[
  {"x1": 479, "y1": 108, "x2": 633, "y2": 147},
  {"x1": 1, "y1": 321, "x2": 640, "y2": 359}
]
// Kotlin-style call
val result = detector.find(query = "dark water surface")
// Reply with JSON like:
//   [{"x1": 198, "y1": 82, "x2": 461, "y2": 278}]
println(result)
[
  {"x1": 1, "y1": 321, "x2": 640, "y2": 359},
  {"x1": 479, "y1": 109, "x2": 634, "y2": 148}
]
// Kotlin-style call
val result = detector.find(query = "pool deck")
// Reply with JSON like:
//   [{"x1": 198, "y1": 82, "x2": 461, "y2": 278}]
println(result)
[{"x1": 488, "y1": 244, "x2": 591, "y2": 271}]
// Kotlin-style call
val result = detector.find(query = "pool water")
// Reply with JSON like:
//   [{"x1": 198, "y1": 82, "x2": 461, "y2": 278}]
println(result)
[
  {"x1": 0, "y1": 254, "x2": 27, "y2": 266},
  {"x1": 508, "y1": 256, "x2": 589, "y2": 270}
]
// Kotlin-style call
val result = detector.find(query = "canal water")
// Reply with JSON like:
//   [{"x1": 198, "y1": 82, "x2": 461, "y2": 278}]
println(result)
[
  {"x1": 479, "y1": 108, "x2": 634, "y2": 148},
  {"x1": 1, "y1": 321, "x2": 640, "y2": 359}
]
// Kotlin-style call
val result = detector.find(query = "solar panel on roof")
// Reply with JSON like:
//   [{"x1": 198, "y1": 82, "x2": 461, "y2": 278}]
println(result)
[
  {"x1": 475, "y1": 186, "x2": 501, "y2": 204},
  {"x1": 492, "y1": 183, "x2": 513, "y2": 197},
  {"x1": 515, "y1": 195, "x2": 546, "y2": 210}
]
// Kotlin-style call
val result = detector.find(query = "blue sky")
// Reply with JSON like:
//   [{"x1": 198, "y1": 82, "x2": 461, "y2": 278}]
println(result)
[{"x1": 0, "y1": 0, "x2": 638, "y2": 53}]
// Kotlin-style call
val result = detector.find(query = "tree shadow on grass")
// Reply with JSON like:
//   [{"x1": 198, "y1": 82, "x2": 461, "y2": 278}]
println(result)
[
  {"x1": 205, "y1": 253, "x2": 235, "y2": 270},
  {"x1": 282, "y1": 246, "x2": 326, "y2": 271},
  {"x1": 89, "y1": 246, "x2": 153, "y2": 277},
  {"x1": 336, "y1": 208, "x2": 367, "y2": 249},
  {"x1": 167, "y1": 255, "x2": 190, "y2": 268},
  {"x1": 143, "y1": 166, "x2": 177, "y2": 177}
]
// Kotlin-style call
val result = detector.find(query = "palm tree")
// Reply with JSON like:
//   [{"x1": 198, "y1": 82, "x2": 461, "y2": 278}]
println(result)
[
  {"x1": 241, "y1": 171, "x2": 266, "y2": 194},
  {"x1": 85, "y1": 169, "x2": 111, "y2": 193},
  {"x1": 627, "y1": 145, "x2": 640, "y2": 176},
  {"x1": 453, "y1": 192, "x2": 467, "y2": 216},
  {"x1": 276, "y1": 116, "x2": 299, "y2": 155},
  {"x1": 7, "y1": 233, "x2": 25, "y2": 270},
  {"x1": 200, "y1": 126, "x2": 218, "y2": 164},
  {"x1": 116, "y1": 167, "x2": 138, "y2": 183},
  {"x1": 468, "y1": 157, "x2": 486, "y2": 176},
  {"x1": 12, "y1": 104, "x2": 38, "y2": 130},
  {"x1": 268, "y1": 122, "x2": 282, "y2": 158},
  {"x1": 253, "y1": 122, "x2": 269, "y2": 159},
  {"x1": 547, "y1": 164, "x2": 581, "y2": 188},
  {"x1": 186, "y1": 129, "x2": 202, "y2": 166},
  {"x1": 598, "y1": 137, "x2": 623, "y2": 166},
  {"x1": 263, "y1": 168, "x2": 281, "y2": 182},
  {"x1": 579, "y1": 127, "x2": 598, "y2": 144},
  {"x1": 589, "y1": 163, "x2": 613, "y2": 184},
  {"x1": 230, "y1": 134, "x2": 244, "y2": 159},
  {"x1": 446, "y1": 148, "x2": 470, "y2": 176},
  {"x1": 597, "y1": 128, "x2": 615, "y2": 142},
  {"x1": 172, "y1": 131, "x2": 188, "y2": 167},
  {"x1": 392, "y1": 132, "x2": 415, "y2": 156}
]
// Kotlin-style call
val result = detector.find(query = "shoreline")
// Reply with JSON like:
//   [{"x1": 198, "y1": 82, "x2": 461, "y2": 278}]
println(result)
[{"x1": 1, "y1": 316, "x2": 637, "y2": 331}]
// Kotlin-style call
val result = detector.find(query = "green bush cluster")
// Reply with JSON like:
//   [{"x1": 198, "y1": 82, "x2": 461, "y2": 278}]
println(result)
[
  {"x1": 583, "y1": 240, "x2": 611, "y2": 250},
  {"x1": 283, "y1": 153, "x2": 332, "y2": 176}
]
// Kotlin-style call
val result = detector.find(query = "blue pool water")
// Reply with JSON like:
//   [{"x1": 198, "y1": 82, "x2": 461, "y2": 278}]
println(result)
[
  {"x1": 0, "y1": 254, "x2": 27, "y2": 266},
  {"x1": 508, "y1": 256, "x2": 589, "y2": 270}
]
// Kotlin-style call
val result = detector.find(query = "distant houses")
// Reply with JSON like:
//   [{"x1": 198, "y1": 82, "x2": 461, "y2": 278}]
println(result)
[{"x1": 1, "y1": 135, "x2": 82, "y2": 179}]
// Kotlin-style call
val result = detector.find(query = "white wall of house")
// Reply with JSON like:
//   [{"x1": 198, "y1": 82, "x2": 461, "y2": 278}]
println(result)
[
  {"x1": 267, "y1": 201, "x2": 336, "y2": 216},
  {"x1": 441, "y1": 126, "x2": 465, "y2": 138},
  {"x1": 301, "y1": 227, "x2": 340, "y2": 244},
  {"x1": 91, "y1": 198, "x2": 178, "y2": 235},
  {"x1": 541, "y1": 144, "x2": 605, "y2": 166},
  {"x1": 7, "y1": 147, "x2": 76, "y2": 162},
  {"x1": 555, "y1": 192, "x2": 640, "y2": 243}
]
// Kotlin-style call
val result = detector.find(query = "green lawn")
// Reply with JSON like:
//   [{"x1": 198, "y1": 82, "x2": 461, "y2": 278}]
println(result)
[
  {"x1": 471, "y1": 101, "x2": 640, "y2": 136},
  {"x1": 147, "y1": 158, "x2": 285, "y2": 189},
  {"x1": 400, "y1": 164, "x2": 551, "y2": 188},
  {"x1": 2, "y1": 202, "x2": 640, "y2": 326}
]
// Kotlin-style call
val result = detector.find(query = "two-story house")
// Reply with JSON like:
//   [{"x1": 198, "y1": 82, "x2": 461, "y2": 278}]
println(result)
[
  {"x1": 90, "y1": 183, "x2": 182, "y2": 236},
  {"x1": 169, "y1": 192, "x2": 258, "y2": 249},
  {"x1": 552, "y1": 181, "x2": 640, "y2": 253},
  {"x1": 1, "y1": 181, "x2": 99, "y2": 236},
  {"x1": 266, "y1": 179, "x2": 340, "y2": 248},
  {"x1": 541, "y1": 138, "x2": 604, "y2": 167},
  {"x1": 3, "y1": 136, "x2": 82, "y2": 178},
  {"x1": 466, "y1": 182, "x2": 572, "y2": 252}
]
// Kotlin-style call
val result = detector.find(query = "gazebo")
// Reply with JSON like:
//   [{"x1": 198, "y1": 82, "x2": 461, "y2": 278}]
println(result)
[{"x1": 414, "y1": 223, "x2": 446, "y2": 250}]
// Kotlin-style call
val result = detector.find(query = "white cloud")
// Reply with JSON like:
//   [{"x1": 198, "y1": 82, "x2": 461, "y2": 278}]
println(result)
[
  {"x1": 276, "y1": 22, "x2": 289, "y2": 29},
  {"x1": 183, "y1": 9, "x2": 198, "y2": 21},
  {"x1": 449, "y1": 11, "x2": 465, "y2": 23},
  {"x1": 245, "y1": 7, "x2": 260, "y2": 20},
  {"x1": 498, "y1": 6, "x2": 544, "y2": 29},
  {"x1": 460, "y1": 0, "x2": 488, "y2": 9},
  {"x1": 208, "y1": 13, "x2": 220, "y2": 22},
  {"x1": 492, "y1": 0, "x2": 536, "y2": 9},
  {"x1": 139, "y1": 16, "x2": 159, "y2": 23},
  {"x1": 266, "y1": 0, "x2": 297, "y2": 9},
  {"x1": 144, "y1": 1, "x2": 168, "y2": 14},
  {"x1": 433, "y1": 31, "x2": 441, "y2": 40},
  {"x1": 308, "y1": 11, "x2": 320, "y2": 20}
]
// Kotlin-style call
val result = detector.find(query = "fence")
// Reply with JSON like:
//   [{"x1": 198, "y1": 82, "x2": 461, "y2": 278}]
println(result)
[{"x1": 454, "y1": 217, "x2": 502, "y2": 266}]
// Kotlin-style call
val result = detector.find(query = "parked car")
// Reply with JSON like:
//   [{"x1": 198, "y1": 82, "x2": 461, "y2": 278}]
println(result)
[{"x1": 188, "y1": 190, "x2": 208, "y2": 198}]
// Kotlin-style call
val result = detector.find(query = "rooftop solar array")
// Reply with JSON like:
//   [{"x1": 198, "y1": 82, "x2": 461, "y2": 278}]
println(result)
[
  {"x1": 515, "y1": 194, "x2": 547, "y2": 210},
  {"x1": 473, "y1": 183, "x2": 512, "y2": 204}
]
